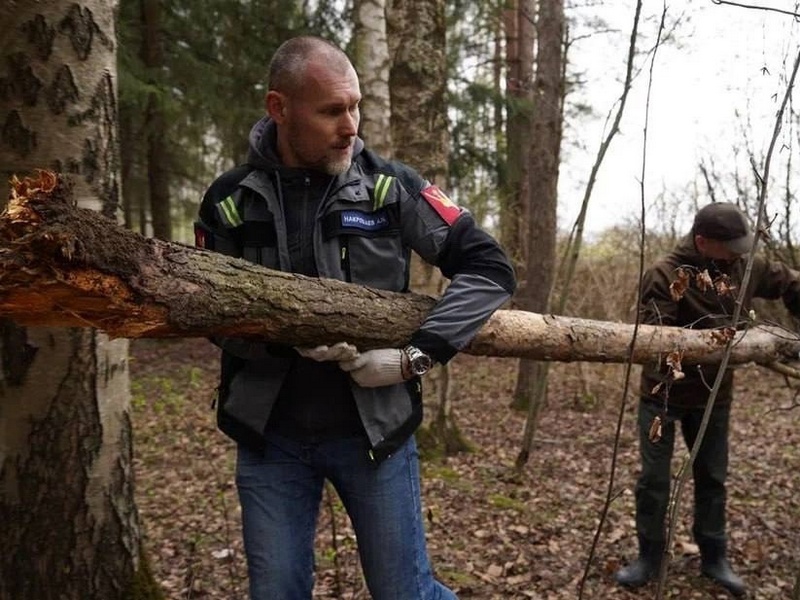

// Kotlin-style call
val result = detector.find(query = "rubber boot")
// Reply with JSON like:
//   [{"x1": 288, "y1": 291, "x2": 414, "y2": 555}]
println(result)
[
  {"x1": 698, "y1": 538, "x2": 746, "y2": 597},
  {"x1": 615, "y1": 535, "x2": 664, "y2": 588}
]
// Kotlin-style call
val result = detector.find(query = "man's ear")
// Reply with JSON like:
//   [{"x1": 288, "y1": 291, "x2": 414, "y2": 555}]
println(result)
[
  {"x1": 266, "y1": 91, "x2": 286, "y2": 122},
  {"x1": 694, "y1": 234, "x2": 709, "y2": 256}
]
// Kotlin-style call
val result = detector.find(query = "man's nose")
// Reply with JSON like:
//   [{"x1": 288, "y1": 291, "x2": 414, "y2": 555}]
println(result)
[{"x1": 341, "y1": 112, "x2": 358, "y2": 136}]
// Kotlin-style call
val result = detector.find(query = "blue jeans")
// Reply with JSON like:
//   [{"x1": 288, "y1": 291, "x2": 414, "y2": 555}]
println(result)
[{"x1": 236, "y1": 432, "x2": 457, "y2": 600}]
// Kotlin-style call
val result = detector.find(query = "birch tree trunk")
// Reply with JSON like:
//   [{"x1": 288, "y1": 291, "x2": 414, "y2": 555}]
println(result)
[
  {"x1": 0, "y1": 2, "x2": 156, "y2": 598},
  {"x1": 353, "y1": 0, "x2": 393, "y2": 158}
]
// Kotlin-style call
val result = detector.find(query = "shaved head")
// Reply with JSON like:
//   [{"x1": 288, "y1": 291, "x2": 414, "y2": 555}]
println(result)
[
  {"x1": 265, "y1": 36, "x2": 361, "y2": 175},
  {"x1": 268, "y1": 36, "x2": 353, "y2": 96}
]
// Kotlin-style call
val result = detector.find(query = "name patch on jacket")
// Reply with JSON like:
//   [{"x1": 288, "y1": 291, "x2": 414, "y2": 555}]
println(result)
[
  {"x1": 322, "y1": 207, "x2": 400, "y2": 239},
  {"x1": 341, "y1": 209, "x2": 391, "y2": 231},
  {"x1": 420, "y1": 185, "x2": 462, "y2": 225}
]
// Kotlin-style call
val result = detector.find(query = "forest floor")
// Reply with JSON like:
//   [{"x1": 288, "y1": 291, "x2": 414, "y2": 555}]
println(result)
[{"x1": 131, "y1": 337, "x2": 800, "y2": 600}]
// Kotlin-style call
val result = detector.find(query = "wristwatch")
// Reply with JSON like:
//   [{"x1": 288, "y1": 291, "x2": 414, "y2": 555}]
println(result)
[{"x1": 403, "y1": 345, "x2": 434, "y2": 377}]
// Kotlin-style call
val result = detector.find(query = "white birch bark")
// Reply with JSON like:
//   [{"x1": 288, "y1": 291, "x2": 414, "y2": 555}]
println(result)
[
  {"x1": 0, "y1": 1, "x2": 144, "y2": 598},
  {"x1": 353, "y1": 0, "x2": 393, "y2": 157}
]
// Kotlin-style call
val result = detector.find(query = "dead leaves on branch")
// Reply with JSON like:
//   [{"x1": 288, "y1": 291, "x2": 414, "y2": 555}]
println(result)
[
  {"x1": 667, "y1": 265, "x2": 741, "y2": 351},
  {"x1": 651, "y1": 264, "x2": 741, "y2": 444},
  {"x1": 666, "y1": 349, "x2": 685, "y2": 380},
  {"x1": 669, "y1": 267, "x2": 691, "y2": 301},
  {"x1": 649, "y1": 349, "x2": 685, "y2": 399},
  {"x1": 669, "y1": 266, "x2": 737, "y2": 302},
  {"x1": 659, "y1": 265, "x2": 740, "y2": 396},
  {"x1": 710, "y1": 327, "x2": 736, "y2": 346}
]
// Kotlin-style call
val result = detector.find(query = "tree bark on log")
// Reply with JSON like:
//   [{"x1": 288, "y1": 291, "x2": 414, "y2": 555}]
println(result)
[{"x1": 3, "y1": 171, "x2": 800, "y2": 366}]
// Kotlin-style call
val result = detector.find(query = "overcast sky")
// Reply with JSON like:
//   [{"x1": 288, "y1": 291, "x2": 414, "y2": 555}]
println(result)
[{"x1": 560, "y1": 0, "x2": 800, "y2": 238}]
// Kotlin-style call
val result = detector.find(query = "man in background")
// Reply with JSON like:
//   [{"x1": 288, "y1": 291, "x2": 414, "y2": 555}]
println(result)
[{"x1": 615, "y1": 202, "x2": 800, "y2": 597}]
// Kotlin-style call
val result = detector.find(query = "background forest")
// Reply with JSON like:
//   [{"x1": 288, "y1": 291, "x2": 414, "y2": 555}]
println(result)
[{"x1": 1, "y1": 0, "x2": 800, "y2": 599}]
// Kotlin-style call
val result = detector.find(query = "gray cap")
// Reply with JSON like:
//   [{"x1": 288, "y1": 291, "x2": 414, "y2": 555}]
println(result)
[{"x1": 693, "y1": 202, "x2": 754, "y2": 255}]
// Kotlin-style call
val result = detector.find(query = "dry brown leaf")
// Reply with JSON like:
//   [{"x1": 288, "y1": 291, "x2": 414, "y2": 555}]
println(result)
[
  {"x1": 670, "y1": 267, "x2": 691, "y2": 301},
  {"x1": 710, "y1": 327, "x2": 736, "y2": 346},
  {"x1": 486, "y1": 563, "x2": 504, "y2": 578},
  {"x1": 714, "y1": 273, "x2": 737, "y2": 297},
  {"x1": 666, "y1": 349, "x2": 684, "y2": 380},
  {"x1": 648, "y1": 415, "x2": 663, "y2": 443},
  {"x1": 695, "y1": 268, "x2": 713, "y2": 292}
]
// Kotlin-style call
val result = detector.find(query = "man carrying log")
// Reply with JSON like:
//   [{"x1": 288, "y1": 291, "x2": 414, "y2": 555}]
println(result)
[
  {"x1": 615, "y1": 202, "x2": 800, "y2": 597},
  {"x1": 195, "y1": 36, "x2": 516, "y2": 600}
]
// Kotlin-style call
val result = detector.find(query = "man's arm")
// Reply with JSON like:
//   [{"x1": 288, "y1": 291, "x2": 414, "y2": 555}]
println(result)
[
  {"x1": 640, "y1": 263, "x2": 680, "y2": 328},
  {"x1": 753, "y1": 256, "x2": 800, "y2": 316},
  {"x1": 397, "y1": 179, "x2": 516, "y2": 365}
]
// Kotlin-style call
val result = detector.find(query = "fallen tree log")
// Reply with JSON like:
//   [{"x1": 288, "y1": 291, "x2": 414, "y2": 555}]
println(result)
[{"x1": 2, "y1": 171, "x2": 799, "y2": 366}]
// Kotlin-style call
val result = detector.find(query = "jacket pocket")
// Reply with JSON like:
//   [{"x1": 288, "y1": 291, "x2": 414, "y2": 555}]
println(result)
[
  {"x1": 352, "y1": 380, "x2": 423, "y2": 461},
  {"x1": 322, "y1": 206, "x2": 408, "y2": 290},
  {"x1": 346, "y1": 232, "x2": 407, "y2": 289},
  {"x1": 222, "y1": 357, "x2": 292, "y2": 442}
]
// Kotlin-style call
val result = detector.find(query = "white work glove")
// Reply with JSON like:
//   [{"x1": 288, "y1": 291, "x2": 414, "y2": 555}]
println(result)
[
  {"x1": 339, "y1": 348, "x2": 406, "y2": 388},
  {"x1": 295, "y1": 341, "x2": 360, "y2": 362}
]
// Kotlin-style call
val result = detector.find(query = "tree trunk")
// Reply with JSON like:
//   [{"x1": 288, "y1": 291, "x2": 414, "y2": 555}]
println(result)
[
  {"x1": 501, "y1": 0, "x2": 535, "y2": 274},
  {"x1": 353, "y1": 0, "x2": 393, "y2": 157},
  {"x1": 387, "y1": 0, "x2": 448, "y2": 183},
  {"x1": 2, "y1": 172, "x2": 799, "y2": 369},
  {"x1": 387, "y1": 0, "x2": 466, "y2": 454},
  {"x1": 141, "y1": 0, "x2": 171, "y2": 241},
  {"x1": 0, "y1": 2, "x2": 157, "y2": 599},
  {"x1": 512, "y1": 0, "x2": 564, "y2": 430}
]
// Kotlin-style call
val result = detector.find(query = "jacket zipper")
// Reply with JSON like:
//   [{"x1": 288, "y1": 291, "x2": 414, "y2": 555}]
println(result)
[{"x1": 341, "y1": 241, "x2": 351, "y2": 281}]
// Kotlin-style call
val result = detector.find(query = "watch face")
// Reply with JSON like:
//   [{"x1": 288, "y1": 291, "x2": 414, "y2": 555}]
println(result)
[
  {"x1": 411, "y1": 355, "x2": 433, "y2": 375},
  {"x1": 405, "y1": 345, "x2": 433, "y2": 376}
]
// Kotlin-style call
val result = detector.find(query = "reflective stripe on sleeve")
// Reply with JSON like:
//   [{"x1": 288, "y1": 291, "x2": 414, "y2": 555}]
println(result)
[
  {"x1": 217, "y1": 195, "x2": 243, "y2": 227},
  {"x1": 373, "y1": 174, "x2": 395, "y2": 210}
]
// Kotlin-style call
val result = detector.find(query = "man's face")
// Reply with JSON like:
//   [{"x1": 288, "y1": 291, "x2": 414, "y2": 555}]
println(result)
[
  {"x1": 273, "y1": 59, "x2": 361, "y2": 175},
  {"x1": 695, "y1": 234, "x2": 742, "y2": 266}
]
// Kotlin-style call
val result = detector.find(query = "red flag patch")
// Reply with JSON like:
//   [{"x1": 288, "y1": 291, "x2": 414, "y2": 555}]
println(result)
[
  {"x1": 420, "y1": 185, "x2": 462, "y2": 225},
  {"x1": 194, "y1": 225, "x2": 207, "y2": 248}
]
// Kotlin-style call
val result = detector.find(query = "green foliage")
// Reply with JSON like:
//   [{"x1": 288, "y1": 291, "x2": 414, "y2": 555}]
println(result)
[
  {"x1": 116, "y1": 0, "x2": 344, "y2": 241},
  {"x1": 445, "y1": 0, "x2": 507, "y2": 230},
  {"x1": 487, "y1": 493, "x2": 526, "y2": 512},
  {"x1": 114, "y1": 0, "x2": 518, "y2": 240},
  {"x1": 423, "y1": 464, "x2": 460, "y2": 482}
]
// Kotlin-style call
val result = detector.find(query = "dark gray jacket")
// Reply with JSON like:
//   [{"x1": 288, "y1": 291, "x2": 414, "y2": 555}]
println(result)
[{"x1": 198, "y1": 118, "x2": 516, "y2": 460}]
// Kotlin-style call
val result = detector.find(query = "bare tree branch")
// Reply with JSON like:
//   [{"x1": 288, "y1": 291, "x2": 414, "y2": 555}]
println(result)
[
  {"x1": 555, "y1": 0, "x2": 642, "y2": 316},
  {"x1": 711, "y1": 0, "x2": 800, "y2": 19},
  {"x1": 577, "y1": 2, "x2": 654, "y2": 598}
]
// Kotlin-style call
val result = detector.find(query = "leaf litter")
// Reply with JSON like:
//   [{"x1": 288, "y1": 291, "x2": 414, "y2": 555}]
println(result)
[{"x1": 131, "y1": 338, "x2": 800, "y2": 599}]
